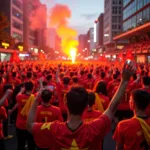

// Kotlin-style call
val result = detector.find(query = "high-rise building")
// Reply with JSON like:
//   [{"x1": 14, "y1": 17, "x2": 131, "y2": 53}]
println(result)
[
  {"x1": 0, "y1": 0, "x2": 24, "y2": 43},
  {"x1": 88, "y1": 28, "x2": 95, "y2": 54},
  {"x1": 95, "y1": 13, "x2": 104, "y2": 53},
  {"x1": 113, "y1": 0, "x2": 150, "y2": 63},
  {"x1": 78, "y1": 34, "x2": 87, "y2": 55},
  {"x1": 104, "y1": 0, "x2": 123, "y2": 50}
]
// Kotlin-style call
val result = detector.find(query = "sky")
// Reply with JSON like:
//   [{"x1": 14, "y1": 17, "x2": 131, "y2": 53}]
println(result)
[{"x1": 40, "y1": 0, "x2": 104, "y2": 35}]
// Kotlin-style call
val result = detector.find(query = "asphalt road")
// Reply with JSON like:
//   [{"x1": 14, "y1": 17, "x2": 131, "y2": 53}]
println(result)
[{"x1": 5, "y1": 125, "x2": 116, "y2": 150}]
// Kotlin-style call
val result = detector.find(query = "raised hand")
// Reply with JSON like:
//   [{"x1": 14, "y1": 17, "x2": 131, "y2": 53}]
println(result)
[{"x1": 122, "y1": 60, "x2": 136, "y2": 82}]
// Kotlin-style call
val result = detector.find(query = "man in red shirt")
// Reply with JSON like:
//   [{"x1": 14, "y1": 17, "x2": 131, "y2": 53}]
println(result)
[
  {"x1": 35, "y1": 89, "x2": 63, "y2": 123},
  {"x1": 0, "y1": 106, "x2": 7, "y2": 150},
  {"x1": 84, "y1": 73, "x2": 95, "y2": 90},
  {"x1": 13, "y1": 82, "x2": 36, "y2": 150},
  {"x1": 27, "y1": 61, "x2": 135, "y2": 150},
  {"x1": 82, "y1": 92, "x2": 102, "y2": 122},
  {"x1": 113, "y1": 89, "x2": 150, "y2": 150}
]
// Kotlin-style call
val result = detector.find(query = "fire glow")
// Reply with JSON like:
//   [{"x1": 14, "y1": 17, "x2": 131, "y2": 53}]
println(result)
[{"x1": 70, "y1": 48, "x2": 77, "y2": 64}]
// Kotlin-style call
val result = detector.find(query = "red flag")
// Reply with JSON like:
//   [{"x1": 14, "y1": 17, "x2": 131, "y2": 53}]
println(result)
[{"x1": 10, "y1": 51, "x2": 20, "y2": 63}]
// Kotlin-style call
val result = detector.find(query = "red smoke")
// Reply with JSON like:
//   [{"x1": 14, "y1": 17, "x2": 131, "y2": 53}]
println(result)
[{"x1": 49, "y1": 4, "x2": 78, "y2": 55}]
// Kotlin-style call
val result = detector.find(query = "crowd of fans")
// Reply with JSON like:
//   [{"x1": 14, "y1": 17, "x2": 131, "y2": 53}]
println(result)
[{"x1": 0, "y1": 60, "x2": 149, "y2": 150}]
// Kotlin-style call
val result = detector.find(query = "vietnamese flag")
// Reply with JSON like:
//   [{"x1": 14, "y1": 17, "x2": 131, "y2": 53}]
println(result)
[
  {"x1": 38, "y1": 52, "x2": 46, "y2": 60},
  {"x1": 10, "y1": 51, "x2": 20, "y2": 63}
]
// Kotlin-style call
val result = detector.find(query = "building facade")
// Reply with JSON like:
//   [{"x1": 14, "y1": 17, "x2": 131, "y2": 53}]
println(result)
[
  {"x1": 104, "y1": 0, "x2": 123, "y2": 50},
  {"x1": 88, "y1": 28, "x2": 95, "y2": 55},
  {"x1": 78, "y1": 34, "x2": 87, "y2": 56}
]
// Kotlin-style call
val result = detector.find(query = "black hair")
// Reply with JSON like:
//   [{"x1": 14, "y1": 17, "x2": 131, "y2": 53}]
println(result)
[
  {"x1": 24, "y1": 81, "x2": 34, "y2": 92},
  {"x1": 70, "y1": 72, "x2": 74, "y2": 78},
  {"x1": 66, "y1": 85, "x2": 88, "y2": 115},
  {"x1": 42, "y1": 81, "x2": 48, "y2": 86},
  {"x1": 132, "y1": 89, "x2": 150, "y2": 111},
  {"x1": 63, "y1": 76, "x2": 70, "y2": 85},
  {"x1": 113, "y1": 74, "x2": 118, "y2": 80},
  {"x1": 41, "y1": 89, "x2": 52, "y2": 103},
  {"x1": 95, "y1": 81, "x2": 108, "y2": 96},
  {"x1": 88, "y1": 92, "x2": 95, "y2": 107},
  {"x1": 46, "y1": 74, "x2": 52, "y2": 81},
  {"x1": 101, "y1": 71, "x2": 106, "y2": 79},
  {"x1": 12, "y1": 72, "x2": 17, "y2": 78},
  {"x1": 87, "y1": 73, "x2": 92, "y2": 79},
  {"x1": 72, "y1": 76, "x2": 78, "y2": 83},
  {"x1": 142, "y1": 76, "x2": 150, "y2": 86},
  {"x1": 27, "y1": 72, "x2": 32, "y2": 79},
  {"x1": 80, "y1": 70, "x2": 84, "y2": 76}
]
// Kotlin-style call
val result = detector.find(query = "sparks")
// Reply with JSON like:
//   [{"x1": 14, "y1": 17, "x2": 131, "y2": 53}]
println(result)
[{"x1": 70, "y1": 48, "x2": 77, "y2": 64}]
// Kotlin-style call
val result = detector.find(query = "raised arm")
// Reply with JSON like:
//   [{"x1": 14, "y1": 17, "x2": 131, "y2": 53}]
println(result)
[{"x1": 104, "y1": 61, "x2": 136, "y2": 120}]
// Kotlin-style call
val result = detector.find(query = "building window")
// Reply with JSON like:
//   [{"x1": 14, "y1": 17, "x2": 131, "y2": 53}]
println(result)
[
  {"x1": 12, "y1": 21, "x2": 23, "y2": 30},
  {"x1": 13, "y1": 32, "x2": 23, "y2": 42},
  {"x1": 12, "y1": 8, "x2": 23, "y2": 20},
  {"x1": 12, "y1": 0, "x2": 23, "y2": 9}
]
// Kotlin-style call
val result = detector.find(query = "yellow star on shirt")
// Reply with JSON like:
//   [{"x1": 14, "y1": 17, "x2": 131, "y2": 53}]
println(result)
[{"x1": 61, "y1": 139, "x2": 88, "y2": 150}]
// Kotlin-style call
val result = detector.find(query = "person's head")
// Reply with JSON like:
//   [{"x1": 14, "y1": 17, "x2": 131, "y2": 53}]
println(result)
[
  {"x1": 130, "y1": 89, "x2": 150, "y2": 111},
  {"x1": 80, "y1": 70, "x2": 84, "y2": 76},
  {"x1": 88, "y1": 92, "x2": 96, "y2": 108},
  {"x1": 42, "y1": 81, "x2": 48, "y2": 88},
  {"x1": 95, "y1": 81, "x2": 108, "y2": 96},
  {"x1": 63, "y1": 76, "x2": 70, "y2": 85},
  {"x1": 46, "y1": 74, "x2": 52, "y2": 81},
  {"x1": 113, "y1": 74, "x2": 118, "y2": 80},
  {"x1": 70, "y1": 72, "x2": 74, "y2": 78},
  {"x1": 12, "y1": 72, "x2": 17, "y2": 78},
  {"x1": 72, "y1": 76, "x2": 78, "y2": 84},
  {"x1": 142, "y1": 76, "x2": 150, "y2": 87},
  {"x1": 101, "y1": 71, "x2": 106, "y2": 79},
  {"x1": 41, "y1": 89, "x2": 52, "y2": 103},
  {"x1": 27, "y1": 72, "x2": 32, "y2": 79},
  {"x1": 24, "y1": 81, "x2": 34, "y2": 93},
  {"x1": 66, "y1": 85, "x2": 88, "y2": 116},
  {"x1": 87, "y1": 73, "x2": 92, "y2": 80}
]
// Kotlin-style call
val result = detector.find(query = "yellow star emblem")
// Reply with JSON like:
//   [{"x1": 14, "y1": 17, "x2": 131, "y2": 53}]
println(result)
[{"x1": 61, "y1": 139, "x2": 88, "y2": 150}]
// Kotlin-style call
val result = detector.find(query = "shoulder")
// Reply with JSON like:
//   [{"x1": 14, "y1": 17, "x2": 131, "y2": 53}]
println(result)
[{"x1": 50, "y1": 105, "x2": 61, "y2": 112}]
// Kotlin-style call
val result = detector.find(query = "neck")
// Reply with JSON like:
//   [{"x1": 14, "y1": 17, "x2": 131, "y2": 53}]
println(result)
[
  {"x1": 134, "y1": 109, "x2": 147, "y2": 117},
  {"x1": 67, "y1": 114, "x2": 82, "y2": 129},
  {"x1": 42, "y1": 102, "x2": 51, "y2": 107},
  {"x1": 88, "y1": 106, "x2": 92, "y2": 111},
  {"x1": 26, "y1": 91, "x2": 31, "y2": 95},
  {"x1": 143, "y1": 85, "x2": 149, "y2": 89}
]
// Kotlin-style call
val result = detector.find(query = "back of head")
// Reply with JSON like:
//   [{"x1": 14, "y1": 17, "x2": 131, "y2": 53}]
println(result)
[
  {"x1": 63, "y1": 76, "x2": 71, "y2": 85},
  {"x1": 101, "y1": 71, "x2": 106, "y2": 79},
  {"x1": 46, "y1": 74, "x2": 52, "y2": 81},
  {"x1": 66, "y1": 85, "x2": 88, "y2": 115},
  {"x1": 41, "y1": 89, "x2": 52, "y2": 103},
  {"x1": 87, "y1": 73, "x2": 92, "y2": 79},
  {"x1": 12, "y1": 72, "x2": 17, "y2": 78},
  {"x1": 24, "y1": 81, "x2": 34, "y2": 92},
  {"x1": 142, "y1": 76, "x2": 150, "y2": 86},
  {"x1": 132, "y1": 89, "x2": 150, "y2": 111},
  {"x1": 80, "y1": 70, "x2": 84, "y2": 76},
  {"x1": 95, "y1": 81, "x2": 108, "y2": 96},
  {"x1": 27, "y1": 72, "x2": 32, "y2": 79},
  {"x1": 72, "y1": 76, "x2": 78, "y2": 84},
  {"x1": 70, "y1": 72, "x2": 74, "y2": 78},
  {"x1": 88, "y1": 92, "x2": 95, "y2": 107},
  {"x1": 132, "y1": 73, "x2": 137, "y2": 81},
  {"x1": 113, "y1": 74, "x2": 118, "y2": 80}
]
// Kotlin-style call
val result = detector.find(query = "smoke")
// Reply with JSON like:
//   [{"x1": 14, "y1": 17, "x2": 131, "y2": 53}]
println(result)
[{"x1": 49, "y1": 4, "x2": 78, "y2": 55}]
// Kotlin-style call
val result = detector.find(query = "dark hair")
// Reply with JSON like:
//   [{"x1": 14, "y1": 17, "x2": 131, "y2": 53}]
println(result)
[
  {"x1": 101, "y1": 72, "x2": 106, "y2": 79},
  {"x1": 12, "y1": 72, "x2": 16, "y2": 78},
  {"x1": 41, "y1": 89, "x2": 52, "y2": 103},
  {"x1": 95, "y1": 81, "x2": 108, "y2": 96},
  {"x1": 113, "y1": 74, "x2": 118, "y2": 80},
  {"x1": 142, "y1": 76, "x2": 150, "y2": 86},
  {"x1": 42, "y1": 81, "x2": 47, "y2": 86},
  {"x1": 63, "y1": 76, "x2": 70, "y2": 85},
  {"x1": 3, "y1": 84, "x2": 13, "y2": 93},
  {"x1": 70, "y1": 72, "x2": 74, "y2": 78},
  {"x1": 66, "y1": 85, "x2": 88, "y2": 115},
  {"x1": 46, "y1": 74, "x2": 52, "y2": 81},
  {"x1": 88, "y1": 92, "x2": 95, "y2": 107},
  {"x1": 87, "y1": 73, "x2": 92, "y2": 79},
  {"x1": 24, "y1": 82, "x2": 34, "y2": 92},
  {"x1": 132, "y1": 89, "x2": 150, "y2": 111},
  {"x1": 72, "y1": 76, "x2": 78, "y2": 83},
  {"x1": 80, "y1": 70, "x2": 84, "y2": 76},
  {"x1": 27, "y1": 72, "x2": 32, "y2": 79}
]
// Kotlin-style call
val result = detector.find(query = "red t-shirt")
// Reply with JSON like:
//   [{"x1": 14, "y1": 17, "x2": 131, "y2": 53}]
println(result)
[
  {"x1": 33, "y1": 115, "x2": 111, "y2": 150},
  {"x1": 113, "y1": 117, "x2": 150, "y2": 150},
  {"x1": 99, "y1": 94, "x2": 110, "y2": 110},
  {"x1": 16, "y1": 93, "x2": 34, "y2": 129},
  {"x1": 35, "y1": 105, "x2": 63, "y2": 123},
  {"x1": 82, "y1": 109, "x2": 102, "y2": 122},
  {"x1": 9, "y1": 77, "x2": 21, "y2": 87},
  {"x1": 84, "y1": 79, "x2": 95, "y2": 90},
  {"x1": 0, "y1": 106, "x2": 7, "y2": 139}
]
